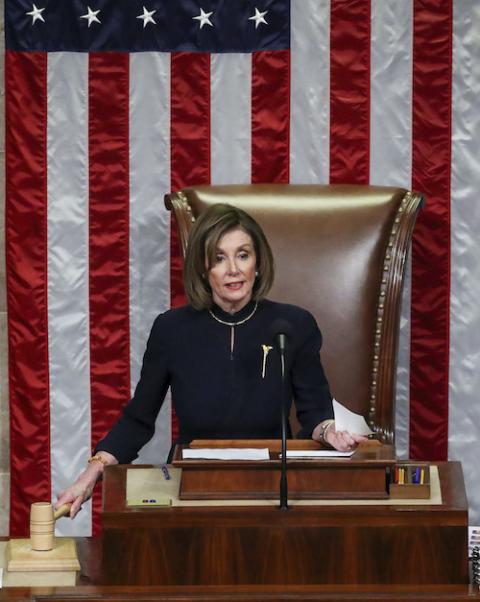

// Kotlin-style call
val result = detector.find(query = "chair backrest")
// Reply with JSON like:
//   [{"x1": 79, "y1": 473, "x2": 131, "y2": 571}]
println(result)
[{"x1": 165, "y1": 185, "x2": 423, "y2": 442}]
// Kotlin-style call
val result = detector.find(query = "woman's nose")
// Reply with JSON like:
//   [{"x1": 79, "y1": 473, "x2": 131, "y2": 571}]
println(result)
[{"x1": 227, "y1": 257, "x2": 239, "y2": 274}]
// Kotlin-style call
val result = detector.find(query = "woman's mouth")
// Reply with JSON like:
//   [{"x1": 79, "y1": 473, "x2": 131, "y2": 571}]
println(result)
[{"x1": 225, "y1": 282, "x2": 243, "y2": 290}]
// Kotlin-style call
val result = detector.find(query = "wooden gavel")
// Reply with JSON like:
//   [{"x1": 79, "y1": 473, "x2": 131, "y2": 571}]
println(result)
[{"x1": 30, "y1": 502, "x2": 72, "y2": 551}]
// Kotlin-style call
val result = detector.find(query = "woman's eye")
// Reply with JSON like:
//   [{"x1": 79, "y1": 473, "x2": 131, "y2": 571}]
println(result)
[
  {"x1": 238, "y1": 252, "x2": 249, "y2": 260},
  {"x1": 215, "y1": 255, "x2": 225, "y2": 263}
]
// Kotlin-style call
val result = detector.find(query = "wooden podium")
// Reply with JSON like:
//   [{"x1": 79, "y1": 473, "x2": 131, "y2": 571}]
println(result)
[
  {"x1": 173, "y1": 440, "x2": 396, "y2": 500},
  {"x1": 99, "y1": 444, "x2": 469, "y2": 587}
]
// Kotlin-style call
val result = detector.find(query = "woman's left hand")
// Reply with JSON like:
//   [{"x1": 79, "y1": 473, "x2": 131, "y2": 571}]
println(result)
[{"x1": 325, "y1": 424, "x2": 368, "y2": 451}]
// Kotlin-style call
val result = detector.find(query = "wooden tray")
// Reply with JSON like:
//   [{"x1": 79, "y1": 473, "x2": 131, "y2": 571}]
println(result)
[{"x1": 390, "y1": 463, "x2": 431, "y2": 499}]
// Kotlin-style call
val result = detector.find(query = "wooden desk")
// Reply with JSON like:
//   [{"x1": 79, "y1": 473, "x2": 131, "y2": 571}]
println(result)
[
  {"x1": 97, "y1": 462, "x2": 468, "y2": 586},
  {"x1": 0, "y1": 460, "x2": 473, "y2": 601}
]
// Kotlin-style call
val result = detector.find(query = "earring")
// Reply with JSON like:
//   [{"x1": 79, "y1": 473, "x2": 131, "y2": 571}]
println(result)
[{"x1": 255, "y1": 271, "x2": 259, "y2": 277}]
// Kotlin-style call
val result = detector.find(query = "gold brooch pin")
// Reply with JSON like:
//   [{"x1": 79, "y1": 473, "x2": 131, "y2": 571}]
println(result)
[{"x1": 261, "y1": 344, "x2": 273, "y2": 379}]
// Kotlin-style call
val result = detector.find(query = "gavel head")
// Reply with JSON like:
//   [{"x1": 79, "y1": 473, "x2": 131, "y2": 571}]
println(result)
[{"x1": 30, "y1": 502, "x2": 55, "y2": 551}]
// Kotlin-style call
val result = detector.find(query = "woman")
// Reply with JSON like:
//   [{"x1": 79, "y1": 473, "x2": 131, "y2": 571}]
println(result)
[{"x1": 56, "y1": 203, "x2": 366, "y2": 517}]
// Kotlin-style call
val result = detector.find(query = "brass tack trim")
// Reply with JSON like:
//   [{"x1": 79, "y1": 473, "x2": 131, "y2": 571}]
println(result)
[
  {"x1": 369, "y1": 191, "x2": 414, "y2": 427},
  {"x1": 177, "y1": 191, "x2": 196, "y2": 224}
]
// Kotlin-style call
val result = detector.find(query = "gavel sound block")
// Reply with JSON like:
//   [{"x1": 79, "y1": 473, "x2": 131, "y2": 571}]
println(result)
[{"x1": 6, "y1": 502, "x2": 80, "y2": 572}]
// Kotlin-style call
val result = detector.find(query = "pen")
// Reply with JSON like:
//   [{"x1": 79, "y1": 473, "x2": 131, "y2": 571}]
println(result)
[{"x1": 162, "y1": 464, "x2": 171, "y2": 480}]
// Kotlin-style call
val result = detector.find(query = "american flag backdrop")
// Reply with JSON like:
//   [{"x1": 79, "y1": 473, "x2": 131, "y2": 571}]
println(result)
[{"x1": 4, "y1": 0, "x2": 480, "y2": 536}]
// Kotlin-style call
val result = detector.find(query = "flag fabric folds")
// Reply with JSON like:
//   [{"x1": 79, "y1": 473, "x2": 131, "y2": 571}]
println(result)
[{"x1": 5, "y1": 0, "x2": 480, "y2": 536}]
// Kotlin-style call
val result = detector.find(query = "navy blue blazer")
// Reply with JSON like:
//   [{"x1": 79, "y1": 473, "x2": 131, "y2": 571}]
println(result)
[{"x1": 96, "y1": 299, "x2": 333, "y2": 463}]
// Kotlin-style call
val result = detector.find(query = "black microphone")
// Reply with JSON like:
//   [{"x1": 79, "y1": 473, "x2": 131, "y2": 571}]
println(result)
[
  {"x1": 269, "y1": 319, "x2": 293, "y2": 511},
  {"x1": 270, "y1": 319, "x2": 293, "y2": 355}
]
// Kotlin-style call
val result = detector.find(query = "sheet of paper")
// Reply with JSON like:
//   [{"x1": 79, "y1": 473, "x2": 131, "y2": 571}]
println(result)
[
  {"x1": 182, "y1": 448, "x2": 270, "y2": 461},
  {"x1": 285, "y1": 450, "x2": 355, "y2": 458},
  {"x1": 333, "y1": 398, "x2": 374, "y2": 435}
]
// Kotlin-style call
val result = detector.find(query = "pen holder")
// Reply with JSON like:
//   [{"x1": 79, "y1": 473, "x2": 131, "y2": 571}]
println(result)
[{"x1": 389, "y1": 463, "x2": 431, "y2": 499}]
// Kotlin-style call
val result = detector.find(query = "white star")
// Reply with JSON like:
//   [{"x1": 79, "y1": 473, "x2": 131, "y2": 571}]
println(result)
[
  {"x1": 80, "y1": 7, "x2": 101, "y2": 28},
  {"x1": 248, "y1": 7, "x2": 268, "y2": 29},
  {"x1": 136, "y1": 6, "x2": 157, "y2": 28},
  {"x1": 193, "y1": 8, "x2": 213, "y2": 29},
  {"x1": 26, "y1": 3, "x2": 45, "y2": 24}
]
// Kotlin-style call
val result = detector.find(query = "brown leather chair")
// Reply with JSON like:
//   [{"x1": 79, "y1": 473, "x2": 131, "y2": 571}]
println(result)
[{"x1": 165, "y1": 185, "x2": 423, "y2": 443}]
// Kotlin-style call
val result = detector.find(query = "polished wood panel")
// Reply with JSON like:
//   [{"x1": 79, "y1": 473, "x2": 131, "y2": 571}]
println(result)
[
  {"x1": 0, "y1": 534, "x2": 475, "y2": 601},
  {"x1": 98, "y1": 462, "x2": 468, "y2": 587},
  {"x1": 177, "y1": 464, "x2": 390, "y2": 499}
]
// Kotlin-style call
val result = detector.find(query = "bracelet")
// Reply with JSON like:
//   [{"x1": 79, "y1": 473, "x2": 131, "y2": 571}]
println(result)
[
  {"x1": 88, "y1": 453, "x2": 109, "y2": 466},
  {"x1": 317, "y1": 419, "x2": 335, "y2": 445}
]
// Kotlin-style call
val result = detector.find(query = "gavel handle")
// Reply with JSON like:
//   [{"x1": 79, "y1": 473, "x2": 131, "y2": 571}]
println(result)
[{"x1": 53, "y1": 503, "x2": 72, "y2": 520}]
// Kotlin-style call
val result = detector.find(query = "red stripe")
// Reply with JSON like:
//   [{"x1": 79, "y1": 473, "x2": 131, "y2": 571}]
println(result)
[
  {"x1": 251, "y1": 50, "x2": 290, "y2": 183},
  {"x1": 170, "y1": 52, "x2": 211, "y2": 441},
  {"x1": 88, "y1": 53, "x2": 131, "y2": 533},
  {"x1": 410, "y1": 1, "x2": 452, "y2": 461},
  {"x1": 329, "y1": 0, "x2": 371, "y2": 184},
  {"x1": 5, "y1": 51, "x2": 50, "y2": 537}
]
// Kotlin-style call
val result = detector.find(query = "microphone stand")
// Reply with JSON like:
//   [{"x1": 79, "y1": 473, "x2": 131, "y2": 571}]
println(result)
[{"x1": 278, "y1": 335, "x2": 288, "y2": 511}]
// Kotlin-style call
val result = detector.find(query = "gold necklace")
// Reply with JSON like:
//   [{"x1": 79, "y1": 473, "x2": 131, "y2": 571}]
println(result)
[
  {"x1": 209, "y1": 301, "x2": 258, "y2": 354},
  {"x1": 208, "y1": 301, "x2": 258, "y2": 326}
]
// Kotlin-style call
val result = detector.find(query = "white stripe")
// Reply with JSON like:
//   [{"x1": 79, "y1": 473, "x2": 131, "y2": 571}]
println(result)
[
  {"x1": 129, "y1": 53, "x2": 172, "y2": 464},
  {"x1": 370, "y1": 0, "x2": 413, "y2": 457},
  {"x1": 211, "y1": 53, "x2": 252, "y2": 184},
  {"x1": 290, "y1": 0, "x2": 330, "y2": 184},
  {"x1": 450, "y1": 0, "x2": 480, "y2": 525},
  {"x1": 394, "y1": 254, "x2": 411, "y2": 458},
  {"x1": 47, "y1": 52, "x2": 92, "y2": 536}
]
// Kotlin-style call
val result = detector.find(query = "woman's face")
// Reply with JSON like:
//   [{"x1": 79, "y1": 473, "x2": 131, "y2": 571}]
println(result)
[{"x1": 207, "y1": 227, "x2": 257, "y2": 313}]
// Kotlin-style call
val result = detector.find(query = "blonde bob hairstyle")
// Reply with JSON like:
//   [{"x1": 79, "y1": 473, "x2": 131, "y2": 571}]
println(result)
[{"x1": 183, "y1": 203, "x2": 275, "y2": 310}]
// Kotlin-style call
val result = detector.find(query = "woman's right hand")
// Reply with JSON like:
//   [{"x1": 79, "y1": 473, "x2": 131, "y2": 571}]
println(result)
[{"x1": 54, "y1": 451, "x2": 118, "y2": 519}]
